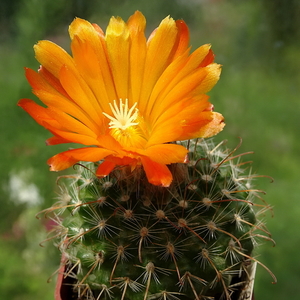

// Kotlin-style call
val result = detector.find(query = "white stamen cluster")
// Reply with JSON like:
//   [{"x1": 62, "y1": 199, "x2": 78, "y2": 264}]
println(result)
[{"x1": 103, "y1": 99, "x2": 139, "y2": 130}]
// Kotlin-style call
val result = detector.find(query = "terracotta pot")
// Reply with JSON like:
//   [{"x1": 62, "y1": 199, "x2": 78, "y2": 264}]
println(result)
[{"x1": 55, "y1": 253, "x2": 75, "y2": 300}]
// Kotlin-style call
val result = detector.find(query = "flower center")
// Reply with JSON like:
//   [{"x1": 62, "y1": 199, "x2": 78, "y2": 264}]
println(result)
[{"x1": 103, "y1": 99, "x2": 139, "y2": 130}]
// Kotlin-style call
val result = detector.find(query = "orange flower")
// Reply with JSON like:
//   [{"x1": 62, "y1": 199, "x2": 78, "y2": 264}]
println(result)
[{"x1": 18, "y1": 11, "x2": 224, "y2": 187}]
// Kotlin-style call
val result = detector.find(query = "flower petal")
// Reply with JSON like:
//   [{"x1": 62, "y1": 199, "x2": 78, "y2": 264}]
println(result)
[
  {"x1": 105, "y1": 16, "x2": 130, "y2": 100},
  {"x1": 140, "y1": 156, "x2": 173, "y2": 187},
  {"x1": 34, "y1": 40, "x2": 76, "y2": 78},
  {"x1": 95, "y1": 160, "x2": 116, "y2": 178},
  {"x1": 38, "y1": 66, "x2": 71, "y2": 99},
  {"x1": 44, "y1": 128, "x2": 101, "y2": 146},
  {"x1": 25, "y1": 67, "x2": 66, "y2": 99},
  {"x1": 44, "y1": 107, "x2": 98, "y2": 139},
  {"x1": 46, "y1": 136, "x2": 70, "y2": 146},
  {"x1": 198, "y1": 63, "x2": 222, "y2": 94},
  {"x1": 26, "y1": 67, "x2": 102, "y2": 135},
  {"x1": 48, "y1": 147, "x2": 115, "y2": 171},
  {"x1": 69, "y1": 18, "x2": 117, "y2": 110},
  {"x1": 149, "y1": 44, "x2": 212, "y2": 108},
  {"x1": 20, "y1": 12, "x2": 225, "y2": 187},
  {"x1": 139, "y1": 16, "x2": 178, "y2": 115},
  {"x1": 172, "y1": 20, "x2": 190, "y2": 59},
  {"x1": 18, "y1": 98, "x2": 61, "y2": 129},
  {"x1": 33, "y1": 89, "x2": 101, "y2": 135},
  {"x1": 127, "y1": 11, "x2": 147, "y2": 106},
  {"x1": 147, "y1": 95, "x2": 213, "y2": 145},
  {"x1": 199, "y1": 48, "x2": 215, "y2": 68},
  {"x1": 59, "y1": 64, "x2": 104, "y2": 126},
  {"x1": 149, "y1": 64, "x2": 221, "y2": 124},
  {"x1": 191, "y1": 112, "x2": 225, "y2": 138},
  {"x1": 140, "y1": 144, "x2": 188, "y2": 164}
]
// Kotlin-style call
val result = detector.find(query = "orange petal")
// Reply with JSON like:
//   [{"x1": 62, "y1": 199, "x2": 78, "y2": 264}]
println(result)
[
  {"x1": 45, "y1": 107, "x2": 98, "y2": 139},
  {"x1": 172, "y1": 20, "x2": 190, "y2": 60},
  {"x1": 46, "y1": 136, "x2": 70, "y2": 146},
  {"x1": 141, "y1": 144, "x2": 188, "y2": 164},
  {"x1": 26, "y1": 67, "x2": 62, "y2": 97},
  {"x1": 26, "y1": 67, "x2": 101, "y2": 134},
  {"x1": 34, "y1": 40, "x2": 76, "y2": 78},
  {"x1": 18, "y1": 98, "x2": 61, "y2": 129},
  {"x1": 192, "y1": 112, "x2": 225, "y2": 138},
  {"x1": 97, "y1": 134, "x2": 126, "y2": 154},
  {"x1": 140, "y1": 156, "x2": 173, "y2": 187},
  {"x1": 59, "y1": 65, "x2": 104, "y2": 125},
  {"x1": 145, "y1": 121, "x2": 184, "y2": 147},
  {"x1": 19, "y1": 99, "x2": 103, "y2": 146},
  {"x1": 70, "y1": 18, "x2": 117, "y2": 102},
  {"x1": 153, "y1": 95, "x2": 210, "y2": 128},
  {"x1": 139, "y1": 16, "x2": 178, "y2": 115},
  {"x1": 146, "y1": 45, "x2": 212, "y2": 124},
  {"x1": 127, "y1": 11, "x2": 147, "y2": 106},
  {"x1": 197, "y1": 63, "x2": 222, "y2": 94},
  {"x1": 48, "y1": 147, "x2": 115, "y2": 171},
  {"x1": 95, "y1": 160, "x2": 116, "y2": 177},
  {"x1": 148, "y1": 68, "x2": 209, "y2": 125},
  {"x1": 33, "y1": 89, "x2": 100, "y2": 135},
  {"x1": 38, "y1": 66, "x2": 71, "y2": 99},
  {"x1": 91, "y1": 23, "x2": 105, "y2": 37},
  {"x1": 148, "y1": 95, "x2": 212, "y2": 144},
  {"x1": 69, "y1": 17, "x2": 103, "y2": 49},
  {"x1": 105, "y1": 16, "x2": 130, "y2": 100},
  {"x1": 44, "y1": 128, "x2": 101, "y2": 146},
  {"x1": 199, "y1": 48, "x2": 215, "y2": 68},
  {"x1": 71, "y1": 36, "x2": 112, "y2": 113},
  {"x1": 69, "y1": 18, "x2": 116, "y2": 110},
  {"x1": 96, "y1": 155, "x2": 140, "y2": 177},
  {"x1": 145, "y1": 50, "x2": 190, "y2": 121}
]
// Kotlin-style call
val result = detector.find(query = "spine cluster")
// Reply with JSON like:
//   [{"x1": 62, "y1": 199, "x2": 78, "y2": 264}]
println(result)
[{"x1": 42, "y1": 139, "x2": 275, "y2": 300}]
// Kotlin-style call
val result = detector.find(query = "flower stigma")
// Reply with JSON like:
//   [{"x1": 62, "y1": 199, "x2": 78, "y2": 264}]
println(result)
[{"x1": 103, "y1": 99, "x2": 139, "y2": 130}]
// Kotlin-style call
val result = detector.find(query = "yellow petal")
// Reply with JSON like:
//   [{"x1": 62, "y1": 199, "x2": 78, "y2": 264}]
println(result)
[
  {"x1": 21, "y1": 12, "x2": 225, "y2": 187},
  {"x1": 196, "y1": 63, "x2": 222, "y2": 94},
  {"x1": 145, "y1": 49, "x2": 190, "y2": 120},
  {"x1": 148, "y1": 44, "x2": 211, "y2": 116},
  {"x1": 105, "y1": 16, "x2": 130, "y2": 100},
  {"x1": 59, "y1": 65, "x2": 104, "y2": 126},
  {"x1": 152, "y1": 64, "x2": 221, "y2": 125},
  {"x1": 69, "y1": 18, "x2": 117, "y2": 109},
  {"x1": 127, "y1": 11, "x2": 147, "y2": 106},
  {"x1": 147, "y1": 96, "x2": 211, "y2": 146},
  {"x1": 34, "y1": 40, "x2": 76, "y2": 78},
  {"x1": 139, "y1": 16, "x2": 178, "y2": 115}
]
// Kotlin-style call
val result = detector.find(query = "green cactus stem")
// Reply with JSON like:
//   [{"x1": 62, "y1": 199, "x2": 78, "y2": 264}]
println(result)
[{"x1": 41, "y1": 138, "x2": 276, "y2": 300}]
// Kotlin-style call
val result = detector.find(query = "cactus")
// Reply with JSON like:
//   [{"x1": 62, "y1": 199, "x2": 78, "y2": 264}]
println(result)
[
  {"x1": 42, "y1": 138, "x2": 275, "y2": 300},
  {"x1": 18, "y1": 11, "x2": 276, "y2": 300}
]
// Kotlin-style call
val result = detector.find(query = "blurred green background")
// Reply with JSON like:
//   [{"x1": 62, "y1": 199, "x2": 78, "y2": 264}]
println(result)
[{"x1": 1, "y1": 0, "x2": 299, "y2": 299}]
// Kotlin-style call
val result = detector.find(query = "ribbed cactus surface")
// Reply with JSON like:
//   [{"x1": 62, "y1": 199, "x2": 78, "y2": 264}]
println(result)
[{"x1": 46, "y1": 139, "x2": 274, "y2": 300}]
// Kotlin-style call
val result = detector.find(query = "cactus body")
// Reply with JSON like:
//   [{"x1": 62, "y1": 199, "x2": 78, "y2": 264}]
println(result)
[{"x1": 47, "y1": 139, "x2": 273, "y2": 300}]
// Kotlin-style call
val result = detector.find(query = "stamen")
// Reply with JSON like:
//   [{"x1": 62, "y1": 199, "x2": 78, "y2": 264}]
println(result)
[{"x1": 103, "y1": 99, "x2": 139, "y2": 130}]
